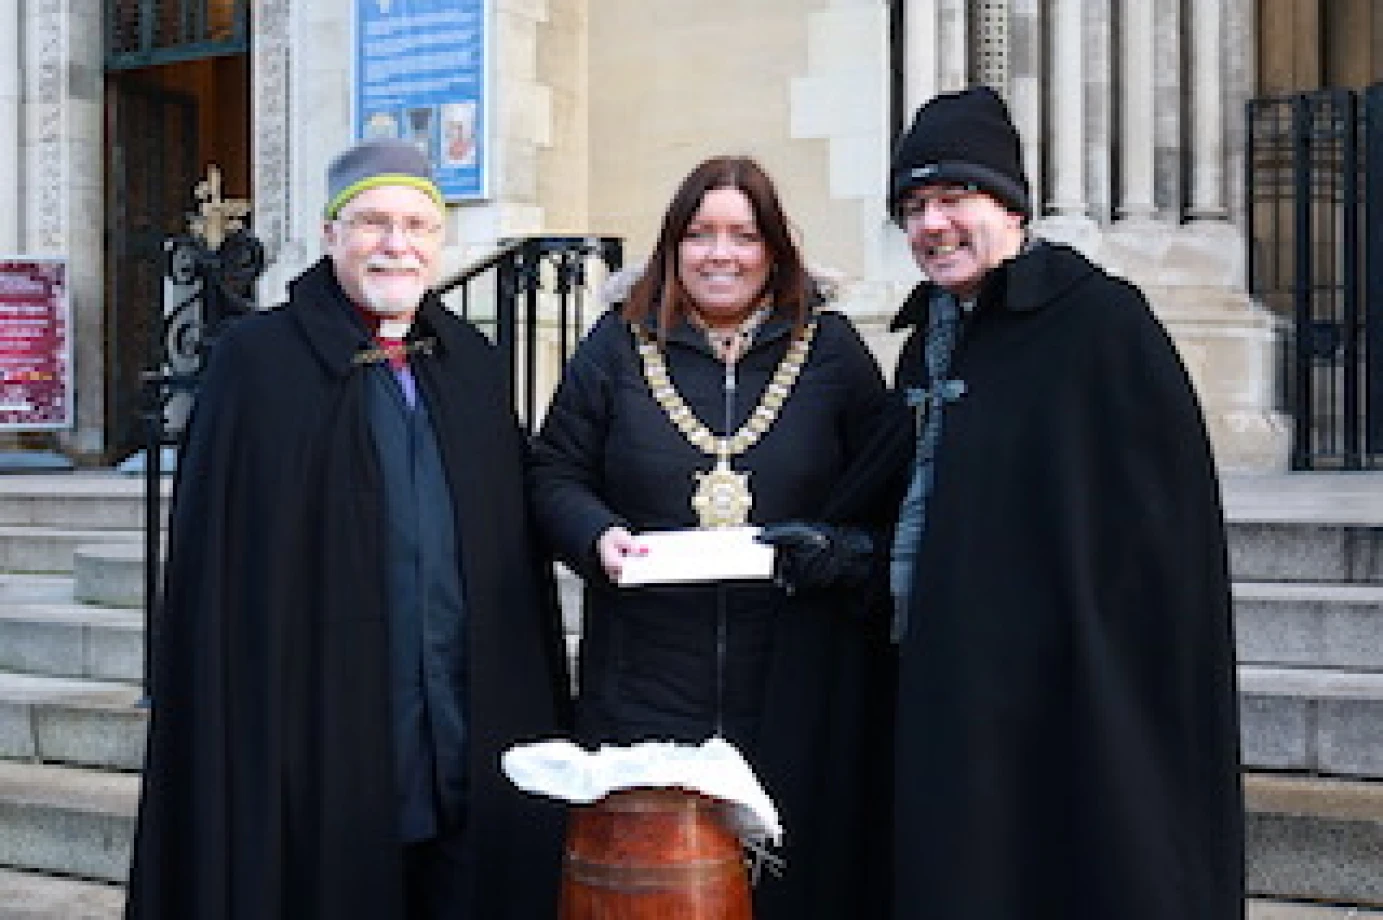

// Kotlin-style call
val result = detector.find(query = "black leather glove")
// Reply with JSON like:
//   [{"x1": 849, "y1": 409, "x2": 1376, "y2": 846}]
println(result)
[{"x1": 755, "y1": 522, "x2": 875, "y2": 594}]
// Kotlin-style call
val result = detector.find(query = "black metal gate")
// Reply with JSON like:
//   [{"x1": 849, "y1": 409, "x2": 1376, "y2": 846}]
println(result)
[{"x1": 1246, "y1": 83, "x2": 1383, "y2": 470}]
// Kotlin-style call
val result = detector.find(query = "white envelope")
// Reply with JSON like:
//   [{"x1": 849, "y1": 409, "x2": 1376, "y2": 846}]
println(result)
[{"x1": 617, "y1": 526, "x2": 775, "y2": 586}]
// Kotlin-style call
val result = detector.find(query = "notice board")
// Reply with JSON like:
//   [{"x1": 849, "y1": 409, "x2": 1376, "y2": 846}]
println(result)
[
  {"x1": 355, "y1": 0, "x2": 489, "y2": 201},
  {"x1": 0, "y1": 258, "x2": 71, "y2": 430}
]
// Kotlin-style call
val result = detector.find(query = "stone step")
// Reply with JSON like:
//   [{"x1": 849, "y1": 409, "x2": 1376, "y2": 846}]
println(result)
[
  {"x1": 0, "y1": 603, "x2": 143, "y2": 684},
  {"x1": 1228, "y1": 521, "x2": 1383, "y2": 585},
  {"x1": 1246, "y1": 772, "x2": 1383, "y2": 908},
  {"x1": 1221, "y1": 473, "x2": 1383, "y2": 528},
  {"x1": 72, "y1": 544, "x2": 145, "y2": 610},
  {"x1": 0, "y1": 528, "x2": 144, "y2": 575},
  {"x1": 0, "y1": 867, "x2": 124, "y2": 918},
  {"x1": 0, "y1": 673, "x2": 145, "y2": 771},
  {"x1": 68, "y1": 540, "x2": 581, "y2": 630},
  {"x1": 0, "y1": 760, "x2": 138, "y2": 884},
  {"x1": 1250, "y1": 900, "x2": 1383, "y2": 918},
  {"x1": 1240, "y1": 665, "x2": 1383, "y2": 778},
  {"x1": 0, "y1": 473, "x2": 168, "y2": 530},
  {"x1": 1220, "y1": 470, "x2": 1383, "y2": 586},
  {"x1": 1236, "y1": 582, "x2": 1383, "y2": 670},
  {"x1": 0, "y1": 574, "x2": 74, "y2": 606}
]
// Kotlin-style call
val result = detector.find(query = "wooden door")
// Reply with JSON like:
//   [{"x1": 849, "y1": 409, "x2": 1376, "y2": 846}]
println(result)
[{"x1": 104, "y1": 77, "x2": 198, "y2": 460}]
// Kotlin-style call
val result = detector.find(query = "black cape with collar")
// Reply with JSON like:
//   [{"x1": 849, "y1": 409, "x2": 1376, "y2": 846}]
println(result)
[
  {"x1": 126, "y1": 258, "x2": 571, "y2": 920},
  {"x1": 846, "y1": 241, "x2": 1243, "y2": 919}
]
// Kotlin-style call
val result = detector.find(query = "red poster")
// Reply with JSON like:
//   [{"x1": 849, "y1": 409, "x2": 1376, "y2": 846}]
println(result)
[{"x1": 0, "y1": 259, "x2": 71, "y2": 429}]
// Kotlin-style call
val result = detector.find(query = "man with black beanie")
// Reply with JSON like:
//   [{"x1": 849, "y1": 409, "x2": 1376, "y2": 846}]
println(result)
[{"x1": 866, "y1": 86, "x2": 1245, "y2": 918}]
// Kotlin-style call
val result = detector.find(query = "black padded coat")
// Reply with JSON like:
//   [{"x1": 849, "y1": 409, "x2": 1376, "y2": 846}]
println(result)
[{"x1": 531, "y1": 307, "x2": 897, "y2": 919}]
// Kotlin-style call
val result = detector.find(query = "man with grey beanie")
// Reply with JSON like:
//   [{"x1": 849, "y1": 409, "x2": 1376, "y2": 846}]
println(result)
[
  {"x1": 126, "y1": 138, "x2": 571, "y2": 920},
  {"x1": 837, "y1": 87, "x2": 1244, "y2": 918}
]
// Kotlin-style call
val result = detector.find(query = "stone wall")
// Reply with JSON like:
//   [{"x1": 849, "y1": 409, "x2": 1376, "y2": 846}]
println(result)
[
  {"x1": 586, "y1": 0, "x2": 865, "y2": 280},
  {"x1": 251, "y1": 0, "x2": 1286, "y2": 471}
]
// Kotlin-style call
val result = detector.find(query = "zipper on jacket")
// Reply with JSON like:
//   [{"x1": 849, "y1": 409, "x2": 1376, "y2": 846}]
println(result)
[
  {"x1": 715, "y1": 587, "x2": 728, "y2": 738},
  {"x1": 713, "y1": 361, "x2": 736, "y2": 737}
]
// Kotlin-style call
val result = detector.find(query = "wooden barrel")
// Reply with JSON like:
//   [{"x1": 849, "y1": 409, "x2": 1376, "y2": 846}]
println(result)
[{"x1": 559, "y1": 787, "x2": 752, "y2": 920}]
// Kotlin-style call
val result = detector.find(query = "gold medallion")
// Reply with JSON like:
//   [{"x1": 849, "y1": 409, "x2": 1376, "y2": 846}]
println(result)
[
  {"x1": 692, "y1": 457, "x2": 754, "y2": 528},
  {"x1": 632, "y1": 320, "x2": 817, "y2": 529}
]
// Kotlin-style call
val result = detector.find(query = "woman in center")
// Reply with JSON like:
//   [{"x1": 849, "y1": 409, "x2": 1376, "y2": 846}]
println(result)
[{"x1": 531, "y1": 156, "x2": 895, "y2": 917}]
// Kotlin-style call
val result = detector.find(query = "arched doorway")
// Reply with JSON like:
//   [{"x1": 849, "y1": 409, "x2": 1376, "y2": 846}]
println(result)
[{"x1": 103, "y1": 0, "x2": 250, "y2": 461}]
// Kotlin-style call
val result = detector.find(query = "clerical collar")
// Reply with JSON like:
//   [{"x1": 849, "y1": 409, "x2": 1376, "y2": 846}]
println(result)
[
  {"x1": 350, "y1": 301, "x2": 414, "y2": 337},
  {"x1": 350, "y1": 303, "x2": 417, "y2": 370}
]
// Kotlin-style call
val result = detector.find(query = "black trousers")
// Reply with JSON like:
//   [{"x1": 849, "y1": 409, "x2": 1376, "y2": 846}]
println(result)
[{"x1": 402, "y1": 823, "x2": 475, "y2": 920}]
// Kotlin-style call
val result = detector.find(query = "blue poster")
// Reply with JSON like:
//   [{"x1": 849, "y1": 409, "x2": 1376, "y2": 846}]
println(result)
[{"x1": 355, "y1": 0, "x2": 488, "y2": 201}]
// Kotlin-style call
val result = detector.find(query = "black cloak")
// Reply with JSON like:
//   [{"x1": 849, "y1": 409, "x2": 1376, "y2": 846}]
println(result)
[
  {"x1": 125, "y1": 259, "x2": 571, "y2": 920},
  {"x1": 855, "y1": 241, "x2": 1243, "y2": 919}
]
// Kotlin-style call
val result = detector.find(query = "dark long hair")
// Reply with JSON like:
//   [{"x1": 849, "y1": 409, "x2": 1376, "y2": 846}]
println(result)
[{"x1": 622, "y1": 156, "x2": 814, "y2": 336}]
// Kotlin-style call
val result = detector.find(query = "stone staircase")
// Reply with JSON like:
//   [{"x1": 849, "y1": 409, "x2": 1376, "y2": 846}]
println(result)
[
  {"x1": 1229, "y1": 472, "x2": 1383, "y2": 912},
  {"x1": 0, "y1": 472, "x2": 1379, "y2": 917},
  {"x1": 0, "y1": 474, "x2": 158, "y2": 917}
]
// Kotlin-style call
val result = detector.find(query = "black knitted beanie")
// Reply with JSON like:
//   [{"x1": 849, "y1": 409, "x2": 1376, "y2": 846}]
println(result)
[{"x1": 889, "y1": 86, "x2": 1031, "y2": 221}]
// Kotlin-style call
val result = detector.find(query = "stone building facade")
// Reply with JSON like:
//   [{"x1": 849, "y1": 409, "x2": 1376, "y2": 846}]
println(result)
[{"x1": 2, "y1": 0, "x2": 1381, "y2": 468}]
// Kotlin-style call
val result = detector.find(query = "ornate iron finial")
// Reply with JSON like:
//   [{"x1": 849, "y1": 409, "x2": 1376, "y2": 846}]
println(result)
[{"x1": 189, "y1": 165, "x2": 252, "y2": 250}]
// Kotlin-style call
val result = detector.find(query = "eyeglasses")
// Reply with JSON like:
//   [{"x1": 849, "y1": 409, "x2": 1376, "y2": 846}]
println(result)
[
  {"x1": 337, "y1": 211, "x2": 444, "y2": 243},
  {"x1": 896, "y1": 188, "x2": 983, "y2": 224}
]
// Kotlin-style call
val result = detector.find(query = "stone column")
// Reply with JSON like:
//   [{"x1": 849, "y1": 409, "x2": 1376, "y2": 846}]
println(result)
[
  {"x1": 1153, "y1": 0, "x2": 1181, "y2": 215},
  {"x1": 65, "y1": 0, "x2": 106, "y2": 458},
  {"x1": 252, "y1": 0, "x2": 292, "y2": 270},
  {"x1": 252, "y1": 0, "x2": 312, "y2": 307},
  {"x1": 904, "y1": 0, "x2": 939, "y2": 115},
  {"x1": 0, "y1": 0, "x2": 18, "y2": 252},
  {"x1": 1047, "y1": 0, "x2": 1087, "y2": 217},
  {"x1": 1084, "y1": 0, "x2": 1111, "y2": 223},
  {"x1": 937, "y1": 0, "x2": 967, "y2": 92},
  {"x1": 25, "y1": 0, "x2": 65, "y2": 255},
  {"x1": 1187, "y1": 0, "x2": 1227, "y2": 219},
  {"x1": 1101, "y1": 0, "x2": 1288, "y2": 472},
  {"x1": 1117, "y1": 0, "x2": 1157, "y2": 220},
  {"x1": 1010, "y1": 0, "x2": 1043, "y2": 212},
  {"x1": 1223, "y1": 0, "x2": 1254, "y2": 227}
]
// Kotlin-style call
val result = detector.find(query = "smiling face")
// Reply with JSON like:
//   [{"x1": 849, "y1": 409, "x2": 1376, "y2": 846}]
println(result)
[
  {"x1": 323, "y1": 185, "x2": 445, "y2": 319},
  {"x1": 676, "y1": 187, "x2": 772, "y2": 328},
  {"x1": 898, "y1": 184, "x2": 1024, "y2": 301}
]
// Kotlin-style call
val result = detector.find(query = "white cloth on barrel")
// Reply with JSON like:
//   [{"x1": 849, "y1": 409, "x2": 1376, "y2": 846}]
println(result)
[{"x1": 501, "y1": 735, "x2": 783, "y2": 847}]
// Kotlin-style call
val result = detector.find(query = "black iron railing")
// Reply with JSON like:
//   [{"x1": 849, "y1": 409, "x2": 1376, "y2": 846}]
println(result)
[
  {"x1": 140, "y1": 229, "x2": 263, "y2": 699},
  {"x1": 1246, "y1": 84, "x2": 1383, "y2": 470},
  {"x1": 436, "y1": 235, "x2": 623, "y2": 426}
]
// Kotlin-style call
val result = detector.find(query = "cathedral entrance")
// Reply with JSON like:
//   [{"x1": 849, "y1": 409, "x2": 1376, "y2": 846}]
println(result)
[{"x1": 103, "y1": 0, "x2": 250, "y2": 460}]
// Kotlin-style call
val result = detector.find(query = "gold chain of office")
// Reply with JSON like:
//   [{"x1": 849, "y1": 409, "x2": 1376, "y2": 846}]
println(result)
[{"x1": 630, "y1": 320, "x2": 817, "y2": 459}]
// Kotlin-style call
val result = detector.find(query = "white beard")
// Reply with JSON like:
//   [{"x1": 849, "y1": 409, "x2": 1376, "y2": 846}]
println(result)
[
  {"x1": 360, "y1": 283, "x2": 422, "y2": 316},
  {"x1": 360, "y1": 256, "x2": 426, "y2": 316}
]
